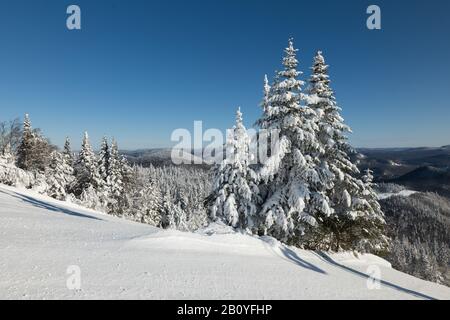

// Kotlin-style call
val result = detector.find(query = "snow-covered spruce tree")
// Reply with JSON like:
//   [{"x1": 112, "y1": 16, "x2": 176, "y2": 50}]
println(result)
[
  {"x1": 63, "y1": 137, "x2": 74, "y2": 167},
  {"x1": 209, "y1": 108, "x2": 261, "y2": 230},
  {"x1": 350, "y1": 169, "x2": 388, "y2": 252},
  {"x1": 160, "y1": 191, "x2": 189, "y2": 231},
  {"x1": 119, "y1": 154, "x2": 134, "y2": 193},
  {"x1": 46, "y1": 151, "x2": 75, "y2": 200},
  {"x1": 16, "y1": 114, "x2": 34, "y2": 171},
  {"x1": 106, "y1": 139, "x2": 125, "y2": 215},
  {"x1": 98, "y1": 137, "x2": 110, "y2": 183},
  {"x1": 16, "y1": 114, "x2": 53, "y2": 172},
  {"x1": 173, "y1": 202, "x2": 189, "y2": 231},
  {"x1": 256, "y1": 39, "x2": 333, "y2": 242},
  {"x1": 73, "y1": 132, "x2": 106, "y2": 209},
  {"x1": 306, "y1": 51, "x2": 387, "y2": 251},
  {"x1": 129, "y1": 174, "x2": 163, "y2": 226},
  {"x1": 33, "y1": 134, "x2": 54, "y2": 172}
]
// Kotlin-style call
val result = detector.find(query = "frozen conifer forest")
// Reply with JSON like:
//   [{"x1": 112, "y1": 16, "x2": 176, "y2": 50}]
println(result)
[{"x1": 1, "y1": 37, "x2": 449, "y2": 299}]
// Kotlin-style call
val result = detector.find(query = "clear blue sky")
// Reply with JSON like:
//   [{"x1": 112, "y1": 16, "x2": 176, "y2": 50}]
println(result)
[{"x1": 0, "y1": 0, "x2": 449, "y2": 149}]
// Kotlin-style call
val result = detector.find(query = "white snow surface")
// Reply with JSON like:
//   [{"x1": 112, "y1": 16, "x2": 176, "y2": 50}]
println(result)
[{"x1": 1, "y1": 184, "x2": 449, "y2": 300}]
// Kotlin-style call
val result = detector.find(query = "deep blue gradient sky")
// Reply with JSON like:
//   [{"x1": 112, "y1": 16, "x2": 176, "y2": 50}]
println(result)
[{"x1": 0, "y1": 0, "x2": 449, "y2": 149}]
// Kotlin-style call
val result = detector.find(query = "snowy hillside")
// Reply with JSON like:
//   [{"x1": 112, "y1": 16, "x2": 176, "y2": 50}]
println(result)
[{"x1": 1, "y1": 184, "x2": 449, "y2": 300}]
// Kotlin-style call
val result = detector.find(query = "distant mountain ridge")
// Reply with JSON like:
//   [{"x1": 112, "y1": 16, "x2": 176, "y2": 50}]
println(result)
[
  {"x1": 354, "y1": 145, "x2": 450, "y2": 181},
  {"x1": 387, "y1": 166, "x2": 450, "y2": 198}
]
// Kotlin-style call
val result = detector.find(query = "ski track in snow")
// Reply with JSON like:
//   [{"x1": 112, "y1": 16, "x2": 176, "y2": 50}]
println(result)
[{"x1": 0, "y1": 184, "x2": 449, "y2": 300}]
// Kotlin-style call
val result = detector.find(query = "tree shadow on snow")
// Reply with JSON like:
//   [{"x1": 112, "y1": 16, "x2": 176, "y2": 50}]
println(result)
[
  {"x1": 314, "y1": 252, "x2": 437, "y2": 300},
  {"x1": 281, "y1": 247, "x2": 327, "y2": 274},
  {"x1": 1, "y1": 190, "x2": 103, "y2": 221},
  {"x1": 260, "y1": 237, "x2": 326, "y2": 274}
]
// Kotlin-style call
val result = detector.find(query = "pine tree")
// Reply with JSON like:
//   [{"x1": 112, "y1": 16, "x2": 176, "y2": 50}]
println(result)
[
  {"x1": 33, "y1": 134, "x2": 54, "y2": 172},
  {"x1": 63, "y1": 137, "x2": 74, "y2": 167},
  {"x1": 98, "y1": 136, "x2": 111, "y2": 185},
  {"x1": 350, "y1": 169, "x2": 388, "y2": 252},
  {"x1": 306, "y1": 51, "x2": 387, "y2": 251},
  {"x1": 119, "y1": 154, "x2": 134, "y2": 192},
  {"x1": 131, "y1": 178, "x2": 163, "y2": 226},
  {"x1": 172, "y1": 201, "x2": 189, "y2": 231},
  {"x1": 73, "y1": 132, "x2": 102, "y2": 197},
  {"x1": 256, "y1": 39, "x2": 332, "y2": 241},
  {"x1": 16, "y1": 114, "x2": 53, "y2": 172},
  {"x1": 106, "y1": 139, "x2": 125, "y2": 215},
  {"x1": 161, "y1": 192, "x2": 176, "y2": 228},
  {"x1": 16, "y1": 114, "x2": 34, "y2": 170},
  {"x1": 209, "y1": 108, "x2": 261, "y2": 230},
  {"x1": 46, "y1": 151, "x2": 75, "y2": 200}
]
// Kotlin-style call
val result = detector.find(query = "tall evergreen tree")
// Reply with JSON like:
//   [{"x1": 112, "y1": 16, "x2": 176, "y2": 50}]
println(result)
[
  {"x1": 256, "y1": 39, "x2": 332, "y2": 241},
  {"x1": 129, "y1": 175, "x2": 163, "y2": 226},
  {"x1": 63, "y1": 137, "x2": 74, "y2": 167},
  {"x1": 16, "y1": 114, "x2": 53, "y2": 172},
  {"x1": 73, "y1": 132, "x2": 102, "y2": 196},
  {"x1": 106, "y1": 139, "x2": 125, "y2": 214},
  {"x1": 209, "y1": 108, "x2": 261, "y2": 230},
  {"x1": 46, "y1": 151, "x2": 75, "y2": 200},
  {"x1": 350, "y1": 169, "x2": 388, "y2": 252},
  {"x1": 306, "y1": 51, "x2": 387, "y2": 251},
  {"x1": 98, "y1": 136, "x2": 110, "y2": 183},
  {"x1": 16, "y1": 114, "x2": 34, "y2": 170}
]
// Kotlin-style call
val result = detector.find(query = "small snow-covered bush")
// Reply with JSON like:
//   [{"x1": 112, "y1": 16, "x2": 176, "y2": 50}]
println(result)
[{"x1": 0, "y1": 160, "x2": 35, "y2": 189}]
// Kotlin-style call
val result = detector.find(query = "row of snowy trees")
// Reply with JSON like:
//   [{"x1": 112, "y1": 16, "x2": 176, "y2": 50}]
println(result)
[
  {"x1": 209, "y1": 39, "x2": 388, "y2": 252},
  {"x1": 8, "y1": 114, "x2": 133, "y2": 214},
  {"x1": 0, "y1": 115, "x2": 209, "y2": 231},
  {"x1": 1, "y1": 39, "x2": 388, "y2": 253}
]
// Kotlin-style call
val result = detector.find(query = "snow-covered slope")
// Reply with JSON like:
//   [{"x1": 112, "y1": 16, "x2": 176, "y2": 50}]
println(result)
[
  {"x1": 377, "y1": 190, "x2": 417, "y2": 200},
  {"x1": 0, "y1": 184, "x2": 449, "y2": 300}
]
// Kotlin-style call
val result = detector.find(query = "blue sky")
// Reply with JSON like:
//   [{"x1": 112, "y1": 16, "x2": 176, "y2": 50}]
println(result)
[{"x1": 0, "y1": 0, "x2": 449, "y2": 149}]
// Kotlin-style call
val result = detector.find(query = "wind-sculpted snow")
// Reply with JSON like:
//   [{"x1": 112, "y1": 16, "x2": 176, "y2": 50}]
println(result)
[{"x1": 1, "y1": 184, "x2": 449, "y2": 300}]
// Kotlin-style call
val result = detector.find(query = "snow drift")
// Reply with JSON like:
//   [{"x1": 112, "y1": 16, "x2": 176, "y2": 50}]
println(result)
[{"x1": 0, "y1": 184, "x2": 449, "y2": 300}]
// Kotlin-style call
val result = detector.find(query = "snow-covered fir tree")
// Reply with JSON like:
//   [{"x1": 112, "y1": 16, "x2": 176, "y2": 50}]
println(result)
[
  {"x1": 106, "y1": 139, "x2": 125, "y2": 214},
  {"x1": 46, "y1": 151, "x2": 75, "y2": 200},
  {"x1": 130, "y1": 176, "x2": 163, "y2": 226},
  {"x1": 256, "y1": 39, "x2": 333, "y2": 242},
  {"x1": 172, "y1": 202, "x2": 189, "y2": 231},
  {"x1": 73, "y1": 132, "x2": 104, "y2": 204},
  {"x1": 63, "y1": 137, "x2": 74, "y2": 167},
  {"x1": 306, "y1": 51, "x2": 387, "y2": 251},
  {"x1": 119, "y1": 154, "x2": 134, "y2": 195},
  {"x1": 209, "y1": 107, "x2": 260, "y2": 230},
  {"x1": 350, "y1": 169, "x2": 388, "y2": 252},
  {"x1": 16, "y1": 114, "x2": 34, "y2": 171},
  {"x1": 16, "y1": 114, "x2": 53, "y2": 172},
  {"x1": 98, "y1": 137, "x2": 110, "y2": 183},
  {"x1": 160, "y1": 191, "x2": 188, "y2": 231}
]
